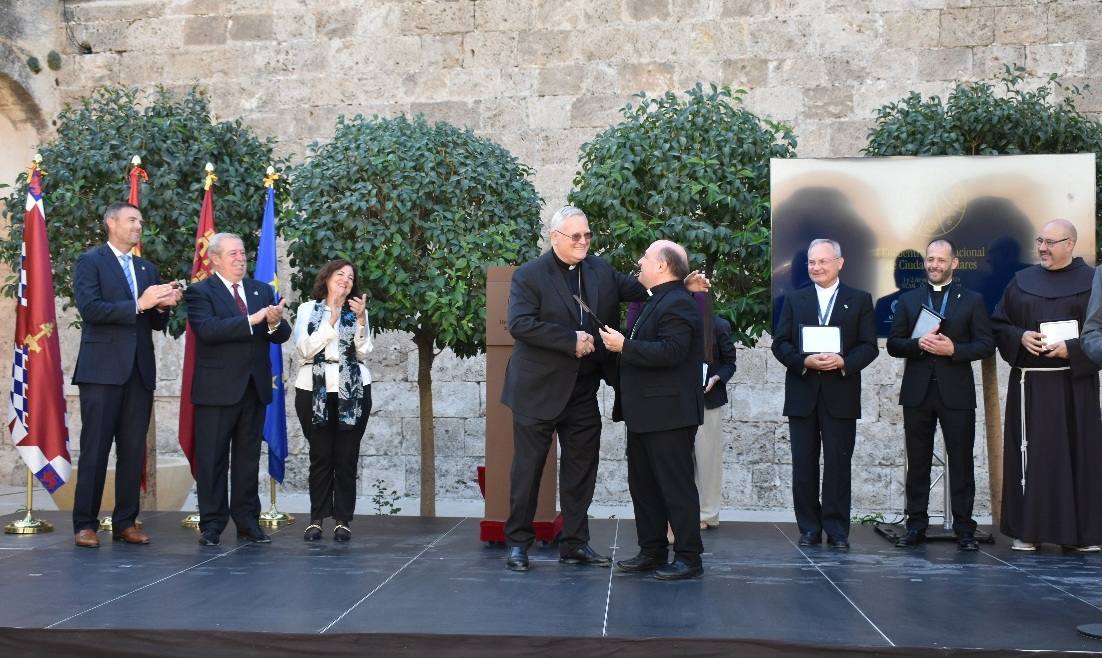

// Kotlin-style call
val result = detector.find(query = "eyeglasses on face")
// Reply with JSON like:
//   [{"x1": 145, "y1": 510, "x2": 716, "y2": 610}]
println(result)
[
  {"x1": 1035, "y1": 237, "x2": 1071, "y2": 247},
  {"x1": 554, "y1": 229, "x2": 593, "y2": 243},
  {"x1": 806, "y1": 257, "x2": 840, "y2": 267}
]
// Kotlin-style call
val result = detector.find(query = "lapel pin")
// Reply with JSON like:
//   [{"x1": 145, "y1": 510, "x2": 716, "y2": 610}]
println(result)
[
  {"x1": 252, "y1": 290, "x2": 259, "y2": 295},
  {"x1": 843, "y1": 304, "x2": 849, "y2": 309},
  {"x1": 956, "y1": 293, "x2": 961, "y2": 299}
]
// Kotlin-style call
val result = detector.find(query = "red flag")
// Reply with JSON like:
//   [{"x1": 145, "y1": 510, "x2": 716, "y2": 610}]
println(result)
[
  {"x1": 128, "y1": 159, "x2": 149, "y2": 257},
  {"x1": 7, "y1": 160, "x2": 72, "y2": 492},
  {"x1": 177, "y1": 168, "x2": 217, "y2": 477}
]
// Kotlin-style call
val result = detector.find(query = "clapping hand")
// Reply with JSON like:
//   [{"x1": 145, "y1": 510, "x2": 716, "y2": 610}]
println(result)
[{"x1": 348, "y1": 294, "x2": 368, "y2": 323}]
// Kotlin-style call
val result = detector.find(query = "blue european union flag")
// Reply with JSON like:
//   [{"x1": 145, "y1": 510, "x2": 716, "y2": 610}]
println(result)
[{"x1": 254, "y1": 185, "x2": 287, "y2": 483}]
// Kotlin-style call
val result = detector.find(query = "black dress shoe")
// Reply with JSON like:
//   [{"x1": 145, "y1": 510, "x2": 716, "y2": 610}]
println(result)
[
  {"x1": 615, "y1": 553, "x2": 667, "y2": 572},
  {"x1": 237, "y1": 527, "x2": 272, "y2": 543},
  {"x1": 333, "y1": 523, "x2": 351, "y2": 542},
  {"x1": 506, "y1": 547, "x2": 529, "y2": 572},
  {"x1": 958, "y1": 533, "x2": 979, "y2": 552},
  {"x1": 827, "y1": 536, "x2": 850, "y2": 550},
  {"x1": 895, "y1": 529, "x2": 926, "y2": 548},
  {"x1": 559, "y1": 544, "x2": 612, "y2": 567},
  {"x1": 654, "y1": 560, "x2": 704, "y2": 581},
  {"x1": 798, "y1": 531, "x2": 821, "y2": 547},
  {"x1": 304, "y1": 521, "x2": 322, "y2": 542},
  {"x1": 198, "y1": 530, "x2": 221, "y2": 546}
]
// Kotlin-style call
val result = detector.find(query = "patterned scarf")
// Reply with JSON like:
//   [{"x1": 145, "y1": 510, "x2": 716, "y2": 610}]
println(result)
[{"x1": 307, "y1": 301, "x2": 364, "y2": 429}]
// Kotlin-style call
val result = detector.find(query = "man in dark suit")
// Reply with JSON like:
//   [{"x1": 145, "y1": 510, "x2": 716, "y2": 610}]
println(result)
[
  {"x1": 501, "y1": 206, "x2": 707, "y2": 572},
  {"x1": 887, "y1": 239, "x2": 994, "y2": 551},
  {"x1": 185, "y1": 232, "x2": 291, "y2": 546},
  {"x1": 600, "y1": 240, "x2": 704, "y2": 580},
  {"x1": 771, "y1": 238, "x2": 878, "y2": 550},
  {"x1": 71, "y1": 202, "x2": 182, "y2": 548}
]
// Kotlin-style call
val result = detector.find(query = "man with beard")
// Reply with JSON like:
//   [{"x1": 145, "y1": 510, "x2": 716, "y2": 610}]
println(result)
[
  {"x1": 886, "y1": 239, "x2": 994, "y2": 551},
  {"x1": 502, "y1": 206, "x2": 708, "y2": 571},
  {"x1": 991, "y1": 219, "x2": 1102, "y2": 551}
]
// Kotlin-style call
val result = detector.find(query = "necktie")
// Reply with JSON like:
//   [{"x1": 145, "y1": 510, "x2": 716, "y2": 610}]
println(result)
[
  {"x1": 120, "y1": 254, "x2": 137, "y2": 300},
  {"x1": 232, "y1": 283, "x2": 248, "y2": 316}
]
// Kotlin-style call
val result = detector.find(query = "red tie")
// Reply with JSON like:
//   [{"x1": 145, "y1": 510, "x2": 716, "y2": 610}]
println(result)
[{"x1": 232, "y1": 283, "x2": 248, "y2": 316}]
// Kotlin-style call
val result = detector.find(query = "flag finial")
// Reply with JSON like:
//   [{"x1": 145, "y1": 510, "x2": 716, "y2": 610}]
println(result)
[
  {"x1": 203, "y1": 162, "x2": 217, "y2": 191},
  {"x1": 131, "y1": 155, "x2": 142, "y2": 166},
  {"x1": 263, "y1": 165, "x2": 279, "y2": 189}
]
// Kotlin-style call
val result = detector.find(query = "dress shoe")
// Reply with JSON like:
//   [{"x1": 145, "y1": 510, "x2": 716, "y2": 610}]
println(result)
[
  {"x1": 198, "y1": 530, "x2": 221, "y2": 546},
  {"x1": 506, "y1": 546, "x2": 529, "y2": 572},
  {"x1": 654, "y1": 560, "x2": 703, "y2": 581},
  {"x1": 559, "y1": 544, "x2": 611, "y2": 567},
  {"x1": 1011, "y1": 538, "x2": 1036, "y2": 551},
  {"x1": 957, "y1": 533, "x2": 979, "y2": 552},
  {"x1": 237, "y1": 527, "x2": 272, "y2": 543},
  {"x1": 827, "y1": 536, "x2": 850, "y2": 550},
  {"x1": 304, "y1": 520, "x2": 322, "y2": 542},
  {"x1": 74, "y1": 529, "x2": 100, "y2": 548},
  {"x1": 333, "y1": 523, "x2": 351, "y2": 542},
  {"x1": 113, "y1": 526, "x2": 150, "y2": 544},
  {"x1": 895, "y1": 529, "x2": 926, "y2": 548},
  {"x1": 615, "y1": 553, "x2": 667, "y2": 573},
  {"x1": 797, "y1": 531, "x2": 821, "y2": 547}
]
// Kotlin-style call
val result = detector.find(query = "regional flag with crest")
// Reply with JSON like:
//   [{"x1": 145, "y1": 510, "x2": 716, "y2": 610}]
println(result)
[{"x1": 7, "y1": 158, "x2": 72, "y2": 493}]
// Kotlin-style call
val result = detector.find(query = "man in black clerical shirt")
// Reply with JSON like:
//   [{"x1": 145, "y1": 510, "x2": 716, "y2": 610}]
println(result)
[{"x1": 886, "y1": 239, "x2": 994, "y2": 551}]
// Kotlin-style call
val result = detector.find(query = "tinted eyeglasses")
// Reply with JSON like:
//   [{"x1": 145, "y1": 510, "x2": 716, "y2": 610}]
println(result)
[
  {"x1": 1035, "y1": 237, "x2": 1071, "y2": 247},
  {"x1": 554, "y1": 229, "x2": 593, "y2": 243}
]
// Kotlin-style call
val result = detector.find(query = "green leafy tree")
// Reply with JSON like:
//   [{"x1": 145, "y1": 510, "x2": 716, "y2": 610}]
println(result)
[
  {"x1": 569, "y1": 84, "x2": 798, "y2": 345},
  {"x1": 286, "y1": 114, "x2": 542, "y2": 516},
  {"x1": 1, "y1": 85, "x2": 289, "y2": 337},
  {"x1": 865, "y1": 64, "x2": 1102, "y2": 259},
  {"x1": 864, "y1": 64, "x2": 1102, "y2": 525}
]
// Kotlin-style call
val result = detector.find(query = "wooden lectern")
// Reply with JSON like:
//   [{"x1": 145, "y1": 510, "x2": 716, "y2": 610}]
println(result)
[{"x1": 481, "y1": 266, "x2": 562, "y2": 544}]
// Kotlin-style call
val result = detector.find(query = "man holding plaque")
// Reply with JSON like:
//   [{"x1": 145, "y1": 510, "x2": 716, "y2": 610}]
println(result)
[
  {"x1": 991, "y1": 219, "x2": 1102, "y2": 551},
  {"x1": 886, "y1": 239, "x2": 994, "y2": 551},
  {"x1": 771, "y1": 239, "x2": 878, "y2": 549}
]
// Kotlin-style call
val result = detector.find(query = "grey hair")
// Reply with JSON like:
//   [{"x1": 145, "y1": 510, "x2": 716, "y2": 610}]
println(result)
[
  {"x1": 547, "y1": 205, "x2": 587, "y2": 234},
  {"x1": 808, "y1": 238, "x2": 842, "y2": 259},
  {"x1": 208, "y1": 232, "x2": 243, "y2": 256}
]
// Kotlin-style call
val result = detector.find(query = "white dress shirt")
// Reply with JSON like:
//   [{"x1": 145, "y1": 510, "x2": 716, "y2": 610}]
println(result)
[
  {"x1": 291, "y1": 299, "x2": 373, "y2": 392},
  {"x1": 107, "y1": 242, "x2": 140, "y2": 313}
]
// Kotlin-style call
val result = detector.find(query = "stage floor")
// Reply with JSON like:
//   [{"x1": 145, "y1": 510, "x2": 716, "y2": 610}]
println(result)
[{"x1": 2, "y1": 512, "x2": 1101, "y2": 653}]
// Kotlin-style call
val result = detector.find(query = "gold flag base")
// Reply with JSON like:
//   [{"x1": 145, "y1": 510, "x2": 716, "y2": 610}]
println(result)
[
  {"x1": 98, "y1": 516, "x2": 143, "y2": 532},
  {"x1": 259, "y1": 476, "x2": 295, "y2": 528},
  {"x1": 5, "y1": 511, "x2": 53, "y2": 535},
  {"x1": 181, "y1": 512, "x2": 201, "y2": 529}
]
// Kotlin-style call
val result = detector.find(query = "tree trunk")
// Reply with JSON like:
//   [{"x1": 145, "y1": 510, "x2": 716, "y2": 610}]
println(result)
[
  {"x1": 414, "y1": 331, "x2": 437, "y2": 517},
  {"x1": 980, "y1": 355, "x2": 1003, "y2": 526},
  {"x1": 140, "y1": 404, "x2": 157, "y2": 510}
]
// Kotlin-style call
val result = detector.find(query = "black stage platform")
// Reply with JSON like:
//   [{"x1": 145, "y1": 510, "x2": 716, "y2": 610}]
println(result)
[{"x1": 2, "y1": 512, "x2": 1101, "y2": 657}]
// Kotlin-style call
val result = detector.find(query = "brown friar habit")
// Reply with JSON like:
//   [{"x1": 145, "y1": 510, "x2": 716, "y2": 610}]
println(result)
[{"x1": 991, "y1": 257, "x2": 1102, "y2": 546}]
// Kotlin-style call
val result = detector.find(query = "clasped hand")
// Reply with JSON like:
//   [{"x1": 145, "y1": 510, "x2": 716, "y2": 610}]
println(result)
[
  {"x1": 803, "y1": 352, "x2": 844, "y2": 371},
  {"x1": 1022, "y1": 330, "x2": 1067, "y2": 358},
  {"x1": 918, "y1": 327, "x2": 954, "y2": 356}
]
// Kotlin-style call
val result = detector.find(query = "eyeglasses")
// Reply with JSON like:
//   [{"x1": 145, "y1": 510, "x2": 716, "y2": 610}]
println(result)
[
  {"x1": 806, "y1": 257, "x2": 840, "y2": 267},
  {"x1": 1035, "y1": 237, "x2": 1071, "y2": 247},
  {"x1": 554, "y1": 229, "x2": 593, "y2": 243}
]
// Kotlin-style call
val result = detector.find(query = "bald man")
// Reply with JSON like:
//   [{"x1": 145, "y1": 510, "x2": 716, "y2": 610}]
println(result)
[
  {"x1": 600, "y1": 240, "x2": 705, "y2": 580},
  {"x1": 992, "y1": 219, "x2": 1102, "y2": 551}
]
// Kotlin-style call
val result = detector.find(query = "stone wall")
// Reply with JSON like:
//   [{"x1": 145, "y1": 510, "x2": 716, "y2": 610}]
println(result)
[{"x1": 1, "y1": 0, "x2": 1100, "y2": 517}]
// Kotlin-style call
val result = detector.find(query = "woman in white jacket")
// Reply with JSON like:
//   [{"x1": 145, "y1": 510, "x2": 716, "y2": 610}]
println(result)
[{"x1": 292, "y1": 259, "x2": 373, "y2": 542}]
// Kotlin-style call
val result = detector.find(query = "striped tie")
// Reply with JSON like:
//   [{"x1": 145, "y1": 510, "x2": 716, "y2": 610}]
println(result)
[{"x1": 120, "y1": 254, "x2": 137, "y2": 300}]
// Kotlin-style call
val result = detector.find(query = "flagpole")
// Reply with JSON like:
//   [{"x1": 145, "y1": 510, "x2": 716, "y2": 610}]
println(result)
[
  {"x1": 4, "y1": 469, "x2": 53, "y2": 534},
  {"x1": 257, "y1": 166, "x2": 293, "y2": 529},
  {"x1": 180, "y1": 161, "x2": 218, "y2": 530}
]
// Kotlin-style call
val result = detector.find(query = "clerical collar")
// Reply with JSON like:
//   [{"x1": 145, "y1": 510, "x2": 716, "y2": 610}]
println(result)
[
  {"x1": 928, "y1": 279, "x2": 952, "y2": 292},
  {"x1": 646, "y1": 280, "x2": 680, "y2": 296},
  {"x1": 551, "y1": 250, "x2": 579, "y2": 271}
]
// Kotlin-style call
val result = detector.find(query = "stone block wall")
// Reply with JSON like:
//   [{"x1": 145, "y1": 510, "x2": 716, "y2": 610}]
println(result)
[{"x1": 0, "y1": 0, "x2": 1100, "y2": 517}]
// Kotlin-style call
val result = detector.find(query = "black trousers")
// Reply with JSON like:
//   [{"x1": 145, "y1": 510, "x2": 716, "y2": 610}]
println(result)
[
  {"x1": 72, "y1": 362, "x2": 152, "y2": 533},
  {"x1": 294, "y1": 388, "x2": 371, "y2": 523},
  {"x1": 505, "y1": 374, "x2": 602, "y2": 552},
  {"x1": 788, "y1": 393, "x2": 856, "y2": 541},
  {"x1": 626, "y1": 426, "x2": 703, "y2": 566},
  {"x1": 902, "y1": 381, "x2": 977, "y2": 533},
  {"x1": 194, "y1": 387, "x2": 264, "y2": 535}
]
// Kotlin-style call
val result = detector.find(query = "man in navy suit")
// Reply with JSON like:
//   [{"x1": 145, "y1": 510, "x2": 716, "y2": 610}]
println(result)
[
  {"x1": 72, "y1": 202, "x2": 182, "y2": 548},
  {"x1": 600, "y1": 240, "x2": 705, "y2": 580},
  {"x1": 185, "y1": 232, "x2": 291, "y2": 546},
  {"x1": 771, "y1": 239, "x2": 878, "y2": 549},
  {"x1": 887, "y1": 239, "x2": 994, "y2": 551}
]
